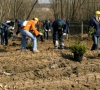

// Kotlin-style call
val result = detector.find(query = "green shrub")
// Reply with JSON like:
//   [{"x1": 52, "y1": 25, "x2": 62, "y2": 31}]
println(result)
[
  {"x1": 70, "y1": 42, "x2": 87, "y2": 55},
  {"x1": 26, "y1": 42, "x2": 32, "y2": 49},
  {"x1": 88, "y1": 27, "x2": 94, "y2": 36}
]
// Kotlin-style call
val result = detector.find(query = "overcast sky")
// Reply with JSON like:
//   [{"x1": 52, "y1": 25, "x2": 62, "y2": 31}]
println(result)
[{"x1": 38, "y1": 0, "x2": 50, "y2": 3}]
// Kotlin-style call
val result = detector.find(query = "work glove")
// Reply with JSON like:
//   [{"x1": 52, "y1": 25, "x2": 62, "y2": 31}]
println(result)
[
  {"x1": 49, "y1": 29, "x2": 51, "y2": 31},
  {"x1": 63, "y1": 33, "x2": 66, "y2": 36},
  {"x1": 8, "y1": 26, "x2": 14, "y2": 30},
  {"x1": 45, "y1": 29, "x2": 48, "y2": 31},
  {"x1": 39, "y1": 32, "x2": 43, "y2": 36},
  {"x1": 8, "y1": 26, "x2": 12, "y2": 30},
  {"x1": 10, "y1": 29, "x2": 13, "y2": 33}
]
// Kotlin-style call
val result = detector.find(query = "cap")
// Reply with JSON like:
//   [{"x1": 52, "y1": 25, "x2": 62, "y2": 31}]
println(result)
[
  {"x1": 58, "y1": 22, "x2": 62, "y2": 29},
  {"x1": 58, "y1": 22, "x2": 62, "y2": 26},
  {"x1": 95, "y1": 11, "x2": 100, "y2": 15},
  {"x1": 34, "y1": 18, "x2": 38, "y2": 21}
]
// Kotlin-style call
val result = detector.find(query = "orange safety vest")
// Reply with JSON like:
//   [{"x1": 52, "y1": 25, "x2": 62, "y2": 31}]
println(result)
[{"x1": 23, "y1": 20, "x2": 39, "y2": 36}]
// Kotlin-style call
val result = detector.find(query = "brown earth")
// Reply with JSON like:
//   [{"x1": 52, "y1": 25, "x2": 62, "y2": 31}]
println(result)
[{"x1": 0, "y1": 35, "x2": 100, "y2": 90}]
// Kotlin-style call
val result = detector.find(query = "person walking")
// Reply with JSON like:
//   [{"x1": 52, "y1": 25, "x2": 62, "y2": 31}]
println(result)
[
  {"x1": 0, "y1": 20, "x2": 14, "y2": 45},
  {"x1": 20, "y1": 18, "x2": 43, "y2": 53},
  {"x1": 52, "y1": 19, "x2": 67, "y2": 49},
  {"x1": 89, "y1": 11, "x2": 100, "y2": 50}
]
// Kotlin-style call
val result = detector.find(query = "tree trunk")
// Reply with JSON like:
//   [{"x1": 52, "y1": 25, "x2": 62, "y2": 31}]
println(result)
[{"x1": 26, "y1": 0, "x2": 38, "y2": 20}]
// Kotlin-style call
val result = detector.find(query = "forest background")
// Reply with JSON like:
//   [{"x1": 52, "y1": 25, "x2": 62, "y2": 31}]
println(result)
[{"x1": 0, "y1": 0, "x2": 100, "y2": 34}]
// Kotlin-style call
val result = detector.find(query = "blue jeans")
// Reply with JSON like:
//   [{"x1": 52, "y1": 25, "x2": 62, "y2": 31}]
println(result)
[
  {"x1": 20, "y1": 30, "x2": 37, "y2": 50},
  {"x1": 91, "y1": 35, "x2": 100, "y2": 50}
]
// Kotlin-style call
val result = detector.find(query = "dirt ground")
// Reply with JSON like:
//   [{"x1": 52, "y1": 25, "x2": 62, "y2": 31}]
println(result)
[{"x1": 0, "y1": 35, "x2": 100, "y2": 90}]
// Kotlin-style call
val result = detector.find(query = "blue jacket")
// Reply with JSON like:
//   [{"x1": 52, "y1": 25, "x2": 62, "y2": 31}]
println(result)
[
  {"x1": 16, "y1": 20, "x2": 24, "y2": 35},
  {"x1": 52, "y1": 19, "x2": 67, "y2": 33},
  {"x1": 89, "y1": 17, "x2": 100, "y2": 36}
]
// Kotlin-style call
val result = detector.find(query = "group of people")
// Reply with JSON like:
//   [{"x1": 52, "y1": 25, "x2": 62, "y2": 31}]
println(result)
[
  {"x1": 18, "y1": 18, "x2": 69, "y2": 52},
  {"x1": 0, "y1": 18, "x2": 42, "y2": 53},
  {"x1": 0, "y1": 18, "x2": 69, "y2": 53},
  {"x1": 0, "y1": 10, "x2": 100, "y2": 53}
]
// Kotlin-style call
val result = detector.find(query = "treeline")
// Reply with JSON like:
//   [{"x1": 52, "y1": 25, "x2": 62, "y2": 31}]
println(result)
[
  {"x1": 0, "y1": 0, "x2": 38, "y2": 22},
  {"x1": 50, "y1": 0, "x2": 100, "y2": 21},
  {"x1": 0, "y1": 0, "x2": 100, "y2": 22}
]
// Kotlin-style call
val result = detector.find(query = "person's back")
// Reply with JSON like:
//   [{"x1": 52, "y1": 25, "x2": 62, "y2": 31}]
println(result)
[
  {"x1": 18, "y1": 20, "x2": 25, "y2": 27},
  {"x1": 2, "y1": 20, "x2": 14, "y2": 30},
  {"x1": 52, "y1": 19, "x2": 66, "y2": 32},
  {"x1": 23, "y1": 19, "x2": 39, "y2": 36},
  {"x1": 16, "y1": 20, "x2": 25, "y2": 35}
]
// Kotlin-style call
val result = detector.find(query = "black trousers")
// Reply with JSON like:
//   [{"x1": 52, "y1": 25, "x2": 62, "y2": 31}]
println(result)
[
  {"x1": 53, "y1": 29, "x2": 64, "y2": 48},
  {"x1": 1, "y1": 30, "x2": 8, "y2": 45}
]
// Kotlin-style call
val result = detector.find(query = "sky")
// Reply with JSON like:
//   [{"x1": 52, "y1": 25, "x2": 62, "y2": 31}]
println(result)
[{"x1": 38, "y1": 0, "x2": 50, "y2": 3}]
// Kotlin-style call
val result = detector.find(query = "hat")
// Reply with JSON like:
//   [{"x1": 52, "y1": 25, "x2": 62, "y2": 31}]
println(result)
[
  {"x1": 58, "y1": 22, "x2": 62, "y2": 26},
  {"x1": 34, "y1": 18, "x2": 38, "y2": 21},
  {"x1": 58, "y1": 22, "x2": 62, "y2": 29},
  {"x1": 95, "y1": 11, "x2": 100, "y2": 15}
]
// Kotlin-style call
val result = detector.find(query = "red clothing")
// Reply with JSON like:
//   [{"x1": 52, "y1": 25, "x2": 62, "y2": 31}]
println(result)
[{"x1": 23, "y1": 20, "x2": 39, "y2": 36}]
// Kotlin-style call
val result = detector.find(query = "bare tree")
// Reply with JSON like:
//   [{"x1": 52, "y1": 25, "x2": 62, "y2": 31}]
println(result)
[
  {"x1": 0, "y1": 1, "x2": 6, "y2": 21},
  {"x1": 26, "y1": 0, "x2": 38, "y2": 20},
  {"x1": 0, "y1": 0, "x2": 100, "y2": 22},
  {"x1": 50, "y1": 0, "x2": 100, "y2": 21}
]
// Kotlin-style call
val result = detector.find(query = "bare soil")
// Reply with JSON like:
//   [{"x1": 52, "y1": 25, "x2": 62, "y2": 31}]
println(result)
[{"x1": 0, "y1": 35, "x2": 100, "y2": 90}]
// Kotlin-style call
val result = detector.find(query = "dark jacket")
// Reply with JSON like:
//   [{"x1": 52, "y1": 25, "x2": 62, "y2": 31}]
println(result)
[
  {"x1": 43, "y1": 20, "x2": 51, "y2": 30},
  {"x1": 65, "y1": 20, "x2": 70, "y2": 34},
  {"x1": 52, "y1": 19, "x2": 67, "y2": 33},
  {"x1": 0, "y1": 20, "x2": 14, "y2": 31},
  {"x1": 89, "y1": 17, "x2": 100, "y2": 36}
]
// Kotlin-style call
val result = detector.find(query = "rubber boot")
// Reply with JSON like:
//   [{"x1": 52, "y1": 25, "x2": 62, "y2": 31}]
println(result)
[
  {"x1": 91, "y1": 44, "x2": 98, "y2": 50},
  {"x1": 60, "y1": 42, "x2": 64, "y2": 49},
  {"x1": 54, "y1": 40, "x2": 59, "y2": 49}
]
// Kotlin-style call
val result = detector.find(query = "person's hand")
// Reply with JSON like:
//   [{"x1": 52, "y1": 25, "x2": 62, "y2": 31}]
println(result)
[
  {"x1": 49, "y1": 29, "x2": 51, "y2": 31},
  {"x1": 63, "y1": 33, "x2": 66, "y2": 36},
  {"x1": 8, "y1": 26, "x2": 12, "y2": 30},
  {"x1": 45, "y1": 29, "x2": 47, "y2": 31},
  {"x1": 39, "y1": 32, "x2": 43, "y2": 36},
  {"x1": 10, "y1": 29, "x2": 13, "y2": 33}
]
